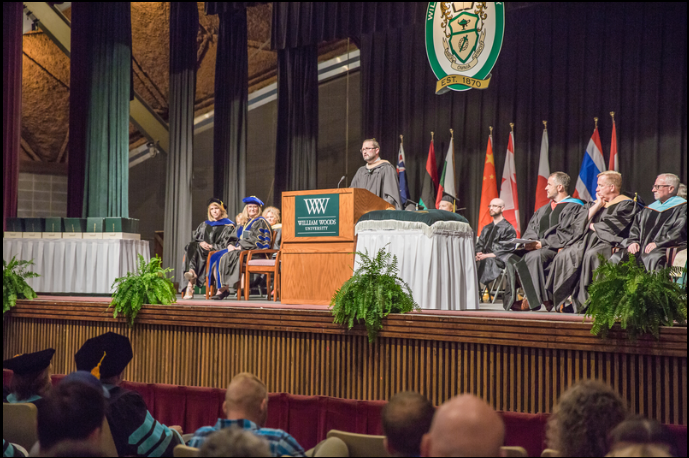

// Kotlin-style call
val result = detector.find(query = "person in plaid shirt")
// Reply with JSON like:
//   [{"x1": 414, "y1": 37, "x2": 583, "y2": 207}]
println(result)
[{"x1": 188, "y1": 373, "x2": 305, "y2": 457}]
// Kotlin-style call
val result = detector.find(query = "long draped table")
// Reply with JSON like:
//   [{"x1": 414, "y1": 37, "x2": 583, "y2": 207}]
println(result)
[
  {"x1": 355, "y1": 217, "x2": 479, "y2": 310},
  {"x1": 3, "y1": 238, "x2": 150, "y2": 294}
]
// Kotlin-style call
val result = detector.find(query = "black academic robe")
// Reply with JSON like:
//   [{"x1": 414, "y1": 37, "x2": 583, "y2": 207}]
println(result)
[
  {"x1": 216, "y1": 217, "x2": 273, "y2": 289},
  {"x1": 106, "y1": 385, "x2": 181, "y2": 458},
  {"x1": 183, "y1": 219, "x2": 237, "y2": 287},
  {"x1": 351, "y1": 161, "x2": 402, "y2": 210},
  {"x1": 503, "y1": 199, "x2": 586, "y2": 310},
  {"x1": 475, "y1": 219, "x2": 517, "y2": 286},
  {"x1": 547, "y1": 197, "x2": 640, "y2": 312},
  {"x1": 611, "y1": 198, "x2": 687, "y2": 270}
]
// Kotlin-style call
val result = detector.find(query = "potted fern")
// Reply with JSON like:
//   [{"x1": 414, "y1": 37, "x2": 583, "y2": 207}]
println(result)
[
  {"x1": 109, "y1": 254, "x2": 177, "y2": 326},
  {"x1": 330, "y1": 246, "x2": 418, "y2": 342},
  {"x1": 3, "y1": 257, "x2": 39, "y2": 319},
  {"x1": 585, "y1": 254, "x2": 687, "y2": 340}
]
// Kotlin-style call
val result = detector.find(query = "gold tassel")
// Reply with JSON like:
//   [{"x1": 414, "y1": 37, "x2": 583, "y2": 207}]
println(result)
[{"x1": 91, "y1": 352, "x2": 107, "y2": 380}]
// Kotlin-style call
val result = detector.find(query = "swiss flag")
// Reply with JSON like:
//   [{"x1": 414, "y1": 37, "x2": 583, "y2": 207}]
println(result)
[{"x1": 499, "y1": 131, "x2": 521, "y2": 237}]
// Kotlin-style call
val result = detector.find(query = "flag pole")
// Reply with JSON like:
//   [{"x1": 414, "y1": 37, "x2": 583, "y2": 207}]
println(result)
[
  {"x1": 543, "y1": 120, "x2": 547, "y2": 130},
  {"x1": 610, "y1": 112, "x2": 615, "y2": 122},
  {"x1": 400, "y1": 134, "x2": 403, "y2": 144},
  {"x1": 594, "y1": 117, "x2": 598, "y2": 130}
]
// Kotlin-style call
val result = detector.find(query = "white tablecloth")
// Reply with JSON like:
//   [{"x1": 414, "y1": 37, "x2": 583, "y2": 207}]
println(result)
[
  {"x1": 355, "y1": 223, "x2": 479, "y2": 310},
  {"x1": 3, "y1": 238, "x2": 150, "y2": 294}
]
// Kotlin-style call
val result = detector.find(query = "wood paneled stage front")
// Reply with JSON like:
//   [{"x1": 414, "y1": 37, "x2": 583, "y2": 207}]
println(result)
[{"x1": 3, "y1": 296, "x2": 686, "y2": 426}]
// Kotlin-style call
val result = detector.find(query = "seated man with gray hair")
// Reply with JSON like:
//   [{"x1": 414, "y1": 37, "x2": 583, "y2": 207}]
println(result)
[
  {"x1": 612, "y1": 173, "x2": 687, "y2": 270},
  {"x1": 188, "y1": 373, "x2": 305, "y2": 457}
]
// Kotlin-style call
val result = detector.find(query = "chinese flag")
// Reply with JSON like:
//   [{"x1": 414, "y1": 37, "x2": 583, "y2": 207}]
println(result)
[{"x1": 477, "y1": 134, "x2": 499, "y2": 234}]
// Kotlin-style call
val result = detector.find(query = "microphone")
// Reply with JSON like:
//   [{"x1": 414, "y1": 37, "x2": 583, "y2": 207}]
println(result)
[
  {"x1": 405, "y1": 198, "x2": 420, "y2": 211},
  {"x1": 337, "y1": 176, "x2": 346, "y2": 188}
]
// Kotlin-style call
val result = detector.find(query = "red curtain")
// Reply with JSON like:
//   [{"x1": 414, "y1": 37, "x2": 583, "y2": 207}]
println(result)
[
  {"x1": 3, "y1": 2, "x2": 22, "y2": 231},
  {"x1": 6, "y1": 371, "x2": 685, "y2": 455}
]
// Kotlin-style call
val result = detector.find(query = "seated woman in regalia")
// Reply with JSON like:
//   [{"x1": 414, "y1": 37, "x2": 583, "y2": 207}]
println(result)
[
  {"x1": 181, "y1": 198, "x2": 236, "y2": 299},
  {"x1": 3, "y1": 349, "x2": 55, "y2": 409},
  {"x1": 210, "y1": 196, "x2": 273, "y2": 300},
  {"x1": 263, "y1": 206, "x2": 282, "y2": 249}
]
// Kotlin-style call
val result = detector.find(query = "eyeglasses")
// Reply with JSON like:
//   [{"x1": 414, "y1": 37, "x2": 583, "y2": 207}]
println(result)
[
  {"x1": 652, "y1": 185, "x2": 671, "y2": 190},
  {"x1": 360, "y1": 147, "x2": 377, "y2": 152}
]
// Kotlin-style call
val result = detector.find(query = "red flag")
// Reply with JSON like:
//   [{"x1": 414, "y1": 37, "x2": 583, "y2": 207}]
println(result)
[
  {"x1": 419, "y1": 137, "x2": 439, "y2": 209},
  {"x1": 477, "y1": 134, "x2": 498, "y2": 234},
  {"x1": 609, "y1": 115, "x2": 618, "y2": 172},
  {"x1": 499, "y1": 131, "x2": 521, "y2": 237},
  {"x1": 534, "y1": 125, "x2": 550, "y2": 211}
]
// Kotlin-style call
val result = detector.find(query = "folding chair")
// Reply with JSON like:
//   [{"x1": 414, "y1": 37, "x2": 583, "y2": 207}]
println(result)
[
  {"x1": 325, "y1": 430, "x2": 389, "y2": 457},
  {"x1": 173, "y1": 444, "x2": 200, "y2": 457},
  {"x1": 490, "y1": 268, "x2": 508, "y2": 304},
  {"x1": 3, "y1": 403, "x2": 38, "y2": 451}
]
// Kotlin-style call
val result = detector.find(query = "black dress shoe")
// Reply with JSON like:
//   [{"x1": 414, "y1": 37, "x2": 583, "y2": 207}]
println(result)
[{"x1": 210, "y1": 289, "x2": 231, "y2": 300}]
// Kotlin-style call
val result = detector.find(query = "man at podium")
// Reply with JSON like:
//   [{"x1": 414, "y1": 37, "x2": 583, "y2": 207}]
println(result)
[{"x1": 351, "y1": 139, "x2": 402, "y2": 210}]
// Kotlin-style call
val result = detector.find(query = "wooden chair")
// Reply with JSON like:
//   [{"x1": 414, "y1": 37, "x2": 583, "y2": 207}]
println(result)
[
  {"x1": 173, "y1": 444, "x2": 200, "y2": 457},
  {"x1": 325, "y1": 430, "x2": 389, "y2": 457},
  {"x1": 501, "y1": 445, "x2": 528, "y2": 457},
  {"x1": 244, "y1": 249, "x2": 281, "y2": 301},
  {"x1": 3, "y1": 402, "x2": 38, "y2": 451},
  {"x1": 238, "y1": 230, "x2": 278, "y2": 300}
]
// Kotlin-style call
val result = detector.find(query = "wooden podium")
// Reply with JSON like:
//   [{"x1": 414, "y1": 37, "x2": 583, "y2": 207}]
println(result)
[{"x1": 281, "y1": 188, "x2": 391, "y2": 305}]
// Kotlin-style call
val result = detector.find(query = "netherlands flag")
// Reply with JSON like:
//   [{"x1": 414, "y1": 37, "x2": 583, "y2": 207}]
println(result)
[{"x1": 573, "y1": 127, "x2": 606, "y2": 202}]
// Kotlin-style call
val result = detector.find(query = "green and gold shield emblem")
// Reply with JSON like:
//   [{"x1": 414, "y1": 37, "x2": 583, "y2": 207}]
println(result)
[{"x1": 425, "y1": 2, "x2": 505, "y2": 93}]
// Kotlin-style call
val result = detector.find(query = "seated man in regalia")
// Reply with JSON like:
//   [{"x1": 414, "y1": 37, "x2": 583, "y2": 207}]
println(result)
[
  {"x1": 611, "y1": 173, "x2": 687, "y2": 270},
  {"x1": 474, "y1": 198, "x2": 517, "y2": 292},
  {"x1": 546, "y1": 171, "x2": 642, "y2": 313}
]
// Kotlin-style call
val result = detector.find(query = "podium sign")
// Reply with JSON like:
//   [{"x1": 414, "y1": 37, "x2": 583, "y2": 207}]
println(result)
[{"x1": 295, "y1": 194, "x2": 340, "y2": 237}]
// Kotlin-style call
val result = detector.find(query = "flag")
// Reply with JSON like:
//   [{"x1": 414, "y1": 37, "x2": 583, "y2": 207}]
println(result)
[
  {"x1": 499, "y1": 131, "x2": 521, "y2": 237},
  {"x1": 609, "y1": 117, "x2": 618, "y2": 172},
  {"x1": 534, "y1": 126, "x2": 550, "y2": 211},
  {"x1": 477, "y1": 134, "x2": 498, "y2": 234},
  {"x1": 436, "y1": 136, "x2": 457, "y2": 208},
  {"x1": 396, "y1": 140, "x2": 410, "y2": 206},
  {"x1": 419, "y1": 137, "x2": 439, "y2": 209},
  {"x1": 573, "y1": 126, "x2": 606, "y2": 201}
]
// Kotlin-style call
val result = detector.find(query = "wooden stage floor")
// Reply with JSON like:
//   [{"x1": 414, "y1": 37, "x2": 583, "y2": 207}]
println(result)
[{"x1": 3, "y1": 295, "x2": 687, "y2": 426}]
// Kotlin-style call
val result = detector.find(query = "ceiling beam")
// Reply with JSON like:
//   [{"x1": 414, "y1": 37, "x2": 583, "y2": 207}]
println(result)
[{"x1": 23, "y1": 2, "x2": 170, "y2": 155}]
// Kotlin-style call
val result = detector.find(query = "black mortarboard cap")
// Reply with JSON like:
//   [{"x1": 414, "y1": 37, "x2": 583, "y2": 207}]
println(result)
[
  {"x1": 441, "y1": 194, "x2": 457, "y2": 203},
  {"x1": 75, "y1": 332, "x2": 133, "y2": 380},
  {"x1": 3, "y1": 348, "x2": 55, "y2": 375},
  {"x1": 207, "y1": 198, "x2": 225, "y2": 210}
]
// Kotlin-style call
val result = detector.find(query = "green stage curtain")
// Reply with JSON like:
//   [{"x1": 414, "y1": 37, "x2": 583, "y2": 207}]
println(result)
[
  {"x1": 274, "y1": 45, "x2": 319, "y2": 205},
  {"x1": 213, "y1": 8, "x2": 248, "y2": 218},
  {"x1": 360, "y1": 2, "x2": 687, "y2": 229},
  {"x1": 3, "y1": 2, "x2": 22, "y2": 230},
  {"x1": 164, "y1": 2, "x2": 198, "y2": 282},
  {"x1": 71, "y1": 3, "x2": 132, "y2": 218}
]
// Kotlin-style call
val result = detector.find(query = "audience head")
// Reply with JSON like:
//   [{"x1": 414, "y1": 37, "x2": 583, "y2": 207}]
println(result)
[
  {"x1": 547, "y1": 172, "x2": 571, "y2": 200},
  {"x1": 489, "y1": 198, "x2": 506, "y2": 217},
  {"x1": 438, "y1": 195, "x2": 455, "y2": 212},
  {"x1": 546, "y1": 379, "x2": 626, "y2": 457},
  {"x1": 242, "y1": 196, "x2": 265, "y2": 221},
  {"x1": 3, "y1": 348, "x2": 55, "y2": 401},
  {"x1": 199, "y1": 426, "x2": 271, "y2": 457},
  {"x1": 37, "y1": 375, "x2": 106, "y2": 454},
  {"x1": 75, "y1": 332, "x2": 133, "y2": 384},
  {"x1": 41, "y1": 439, "x2": 107, "y2": 457},
  {"x1": 207, "y1": 198, "x2": 229, "y2": 222},
  {"x1": 263, "y1": 206, "x2": 281, "y2": 226},
  {"x1": 607, "y1": 417, "x2": 677, "y2": 457},
  {"x1": 653, "y1": 174, "x2": 680, "y2": 202},
  {"x1": 361, "y1": 138, "x2": 381, "y2": 163},
  {"x1": 236, "y1": 213, "x2": 247, "y2": 227},
  {"x1": 421, "y1": 394, "x2": 504, "y2": 457},
  {"x1": 223, "y1": 372, "x2": 269, "y2": 427},
  {"x1": 677, "y1": 183, "x2": 687, "y2": 200},
  {"x1": 605, "y1": 444, "x2": 672, "y2": 457},
  {"x1": 597, "y1": 171, "x2": 622, "y2": 201},
  {"x1": 382, "y1": 391, "x2": 435, "y2": 457}
]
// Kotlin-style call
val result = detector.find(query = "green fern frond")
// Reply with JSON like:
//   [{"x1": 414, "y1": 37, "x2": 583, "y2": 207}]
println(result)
[{"x1": 3, "y1": 256, "x2": 39, "y2": 318}]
